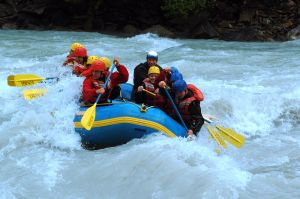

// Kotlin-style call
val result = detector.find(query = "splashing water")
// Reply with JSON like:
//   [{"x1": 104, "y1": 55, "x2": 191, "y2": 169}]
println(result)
[{"x1": 0, "y1": 30, "x2": 299, "y2": 199}]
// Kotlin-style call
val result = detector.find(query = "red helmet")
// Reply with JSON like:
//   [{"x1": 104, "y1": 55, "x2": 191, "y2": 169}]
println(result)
[
  {"x1": 74, "y1": 47, "x2": 87, "y2": 57},
  {"x1": 91, "y1": 60, "x2": 106, "y2": 72}
]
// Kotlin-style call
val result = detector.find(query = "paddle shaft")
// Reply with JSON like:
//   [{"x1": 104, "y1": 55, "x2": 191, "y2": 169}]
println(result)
[
  {"x1": 94, "y1": 64, "x2": 116, "y2": 104},
  {"x1": 45, "y1": 77, "x2": 59, "y2": 81},
  {"x1": 142, "y1": 89, "x2": 156, "y2": 96},
  {"x1": 164, "y1": 88, "x2": 188, "y2": 131}
]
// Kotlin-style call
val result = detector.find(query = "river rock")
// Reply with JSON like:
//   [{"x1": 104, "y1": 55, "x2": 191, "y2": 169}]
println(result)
[
  {"x1": 189, "y1": 21, "x2": 219, "y2": 39},
  {"x1": 142, "y1": 25, "x2": 175, "y2": 38},
  {"x1": 122, "y1": 24, "x2": 140, "y2": 36},
  {"x1": 287, "y1": 24, "x2": 300, "y2": 39}
]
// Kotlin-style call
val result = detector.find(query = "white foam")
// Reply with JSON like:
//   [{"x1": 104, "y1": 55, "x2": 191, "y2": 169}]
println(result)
[{"x1": 0, "y1": 29, "x2": 299, "y2": 198}]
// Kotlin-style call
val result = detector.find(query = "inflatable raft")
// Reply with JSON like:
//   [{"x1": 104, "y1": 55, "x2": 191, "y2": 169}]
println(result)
[{"x1": 73, "y1": 84, "x2": 187, "y2": 149}]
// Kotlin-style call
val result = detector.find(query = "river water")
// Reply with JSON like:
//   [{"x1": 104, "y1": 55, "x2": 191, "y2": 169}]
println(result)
[{"x1": 0, "y1": 30, "x2": 299, "y2": 199}]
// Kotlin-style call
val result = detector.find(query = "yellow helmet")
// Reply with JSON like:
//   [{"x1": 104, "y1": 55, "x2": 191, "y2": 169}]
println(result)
[
  {"x1": 148, "y1": 66, "x2": 160, "y2": 75},
  {"x1": 87, "y1": 56, "x2": 100, "y2": 65},
  {"x1": 99, "y1": 57, "x2": 111, "y2": 69},
  {"x1": 70, "y1": 42, "x2": 84, "y2": 51}
]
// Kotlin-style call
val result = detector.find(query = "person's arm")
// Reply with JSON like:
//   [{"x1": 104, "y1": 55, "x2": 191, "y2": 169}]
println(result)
[
  {"x1": 133, "y1": 63, "x2": 148, "y2": 89},
  {"x1": 110, "y1": 63, "x2": 129, "y2": 87},
  {"x1": 73, "y1": 64, "x2": 86, "y2": 76},
  {"x1": 82, "y1": 78, "x2": 98, "y2": 102},
  {"x1": 188, "y1": 101, "x2": 204, "y2": 135}
]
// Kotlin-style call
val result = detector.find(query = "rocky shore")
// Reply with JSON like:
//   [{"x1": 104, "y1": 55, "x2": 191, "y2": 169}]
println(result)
[{"x1": 1, "y1": 0, "x2": 300, "y2": 41}]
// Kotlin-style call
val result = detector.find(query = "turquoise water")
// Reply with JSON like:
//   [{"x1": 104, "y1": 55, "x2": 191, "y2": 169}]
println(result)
[{"x1": 0, "y1": 30, "x2": 299, "y2": 199}]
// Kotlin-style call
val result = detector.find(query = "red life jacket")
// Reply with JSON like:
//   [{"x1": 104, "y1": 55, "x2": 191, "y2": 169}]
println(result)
[
  {"x1": 187, "y1": 84, "x2": 204, "y2": 101},
  {"x1": 82, "y1": 76, "x2": 109, "y2": 104},
  {"x1": 142, "y1": 79, "x2": 165, "y2": 107},
  {"x1": 176, "y1": 84, "x2": 204, "y2": 123},
  {"x1": 143, "y1": 78, "x2": 156, "y2": 92}
]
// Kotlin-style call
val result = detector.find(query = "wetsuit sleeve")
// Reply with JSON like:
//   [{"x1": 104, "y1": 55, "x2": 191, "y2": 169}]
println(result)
[{"x1": 188, "y1": 101, "x2": 204, "y2": 135}]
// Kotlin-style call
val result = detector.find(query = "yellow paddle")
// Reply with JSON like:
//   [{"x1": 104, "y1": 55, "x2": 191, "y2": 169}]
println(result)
[
  {"x1": 207, "y1": 126, "x2": 227, "y2": 149},
  {"x1": 7, "y1": 74, "x2": 59, "y2": 87},
  {"x1": 216, "y1": 126, "x2": 245, "y2": 148},
  {"x1": 204, "y1": 117, "x2": 245, "y2": 149},
  {"x1": 23, "y1": 88, "x2": 48, "y2": 100},
  {"x1": 81, "y1": 64, "x2": 116, "y2": 130}
]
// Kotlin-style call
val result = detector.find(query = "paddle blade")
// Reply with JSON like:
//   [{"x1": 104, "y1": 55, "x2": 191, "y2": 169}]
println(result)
[
  {"x1": 216, "y1": 126, "x2": 245, "y2": 148},
  {"x1": 7, "y1": 74, "x2": 44, "y2": 87},
  {"x1": 7, "y1": 75, "x2": 15, "y2": 86},
  {"x1": 81, "y1": 103, "x2": 97, "y2": 130},
  {"x1": 207, "y1": 126, "x2": 227, "y2": 149},
  {"x1": 23, "y1": 88, "x2": 48, "y2": 100}
]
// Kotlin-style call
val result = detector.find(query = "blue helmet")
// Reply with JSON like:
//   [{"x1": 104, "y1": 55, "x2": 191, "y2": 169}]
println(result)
[
  {"x1": 170, "y1": 67, "x2": 179, "y2": 74},
  {"x1": 146, "y1": 51, "x2": 158, "y2": 61},
  {"x1": 172, "y1": 79, "x2": 187, "y2": 94},
  {"x1": 170, "y1": 72, "x2": 183, "y2": 83}
]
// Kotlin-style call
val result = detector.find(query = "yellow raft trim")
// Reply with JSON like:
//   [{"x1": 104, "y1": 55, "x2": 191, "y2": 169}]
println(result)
[{"x1": 74, "y1": 116, "x2": 176, "y2": 138}]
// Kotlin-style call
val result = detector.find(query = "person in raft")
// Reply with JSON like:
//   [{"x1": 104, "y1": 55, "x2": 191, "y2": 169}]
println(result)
[
  {"x1": 99, "y1": 57, "x2": 112, "y2": 72},
  {"x1": 80, "y1": 56, "x2": 112, "y2": 77},
  {"x1": 63, "y1": 42, "x2": 85, "y2": 66},
  {"x1": 133, "y1": 51, "x2": 162, "y2": 100},
  {"x1": 159, "y1": 79, "x2": 205, "y2": 137},
  {"x1": 69, "y1": 47, "x2": 88, "y2": 76},
  {"x1": 159, "y1": 66, "x2": 183, "y2": 88},
  {"x1": 81, "y1": 58, "x2": 129, "y2": 105},
  {"x1": 135, "y1": 66, "x2": 165, "y2": 108},
  {"x1": 77, "y1": 55, "x2": 100, "y2": 77},
  {"x1": 157, "y1": 67, "x2": 184, "y2": 117}
]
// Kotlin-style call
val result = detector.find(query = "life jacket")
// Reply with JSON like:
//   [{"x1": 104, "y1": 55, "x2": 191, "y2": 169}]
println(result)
[
  {"x1": 82, "y1": 75, "x2": 109, "y2": 104},
  {"x1": 176, "y1": 84, "x2": 204, "y2": 124},
  {"x1": 142, "y1": 78, "x2": 165, "y2": 107},
  {"x1": 187, "y1": 84, "x2": 204, "y2": 101},
  {"x1": 143, "y1": 78, "x2": 156, "y2": 92},
  {"x1": 92, "y1": 79, "x2": 104, "y2": 89}
]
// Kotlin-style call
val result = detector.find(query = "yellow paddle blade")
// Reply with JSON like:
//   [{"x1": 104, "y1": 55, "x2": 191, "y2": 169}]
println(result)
[
  {"x1": 216, "y1": 126, "x2": 245, "y2": 148},
  {"x1": 207, "y1": 126, "x2": 227, "y2": 149},
  {"x1": 80, "y1": 103, "x2": 97, "y2": 130},
  {"x1": 7, "y1": 74, "x2": 44, "y2": 87},
  {"x1": 23, "y1": 88, "x2": 48, "y2": 100}
]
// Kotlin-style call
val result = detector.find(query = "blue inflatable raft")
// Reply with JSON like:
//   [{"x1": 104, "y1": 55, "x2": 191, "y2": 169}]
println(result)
[{"x1": 73, "y1": 84, "x2": 187, "y2": 149}]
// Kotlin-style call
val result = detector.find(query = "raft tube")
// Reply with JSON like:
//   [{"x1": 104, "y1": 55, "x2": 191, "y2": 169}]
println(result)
[{"x1": 73, "y1": 84, "x2": 187, "y2": 149}]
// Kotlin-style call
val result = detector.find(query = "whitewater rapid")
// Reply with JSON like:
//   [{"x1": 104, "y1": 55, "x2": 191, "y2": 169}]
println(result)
[{"x1": 0, "y1": 30, "x2": 299, "y2": 199}]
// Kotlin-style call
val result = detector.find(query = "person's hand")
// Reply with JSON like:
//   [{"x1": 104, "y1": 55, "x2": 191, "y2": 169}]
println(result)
[
  {"x1": 187, "y1": 130, "x2": 195, "y2": 141},
  {"x1": 164, "y1": 67, "x2": 171, "y2": 73},
  {"x1": 158, "y1": 81, "x2": 166, "y2": 88},
  {"x1": 73, "y1": 63, "x2": 85, "y2": 69},
  {"x1": 96, "y1": 88, "x2": 105, "y2": 94},
  {"x1": 137, "y1": 86, "x2": 144, "y2": 92},
  {"x1": 113, "y1": 57, "x2": 119, "y2": 65},
  {"x1": 154, "y1": 88, "x2": 160, "y2": 94}
]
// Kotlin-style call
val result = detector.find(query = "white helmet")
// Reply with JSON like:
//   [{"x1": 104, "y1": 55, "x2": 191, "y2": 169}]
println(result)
[{"x1": 146, "y1": 51, "x2": 158, "y2": 61}]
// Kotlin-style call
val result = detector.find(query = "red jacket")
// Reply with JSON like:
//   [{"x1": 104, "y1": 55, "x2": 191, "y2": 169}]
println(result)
[
  {"x1": 82, "y1": 64, "x2": 129, "y2": 104},
  {"x1": 63, "y1": 54, "x2": 76, "y2": 66},
  {"x1": 73, "y1": 63, "x2": 87, "y2": 76}
]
